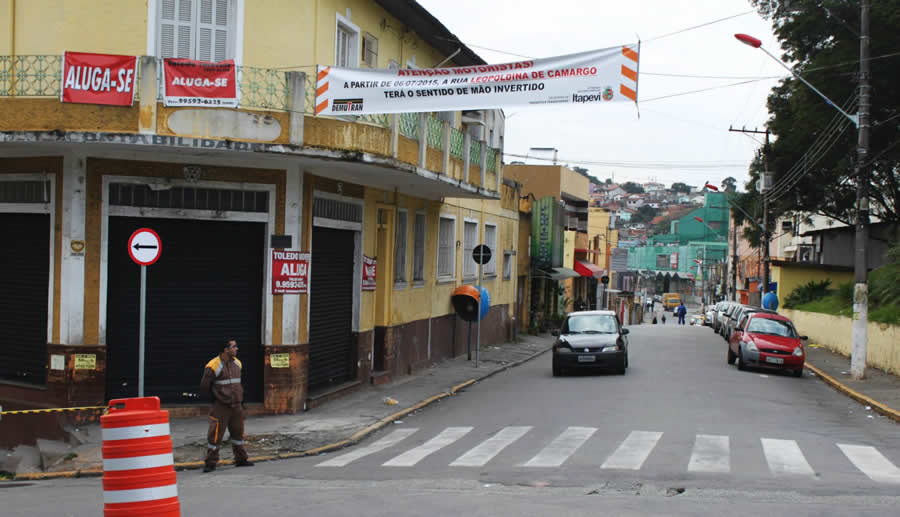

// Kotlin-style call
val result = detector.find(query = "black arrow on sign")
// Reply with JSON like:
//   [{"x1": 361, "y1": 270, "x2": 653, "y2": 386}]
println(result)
[{"x1": 133, "y1": 243, "x2": 158, "y2": 250}]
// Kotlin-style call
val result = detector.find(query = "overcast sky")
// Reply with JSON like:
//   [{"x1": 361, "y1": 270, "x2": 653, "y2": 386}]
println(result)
[{"x1": 418, "y1": 0, "x2": 786, "y2": 190}]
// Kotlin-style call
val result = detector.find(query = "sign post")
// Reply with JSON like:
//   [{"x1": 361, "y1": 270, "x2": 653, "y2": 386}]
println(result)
[
  {"x1": 473, "y1": 244, "x2": 492, "y2": 368},
  {"x1": 127, "y1": 228, "x2": 162, "y2": 397}
]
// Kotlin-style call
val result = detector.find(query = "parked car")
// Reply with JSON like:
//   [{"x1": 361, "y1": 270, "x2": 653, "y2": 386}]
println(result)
[
  {"x1": 552, "y1": 310, "x2": 629, "y2": 376},
  {"x1": 719, "y1": 303, "x2": 744, "y2": 339},
  {"x1": 728, "y1": 313, "x2": 807, "y2": 377},
  {"x1": 704, "y1": 306, "x2": 715, "y2": 326},
  {"x1": 711, "y1": 301, "x2": 729, "y2": 332},
  {"x1": 725, "y1": 306, "x2": 777, "y2": 342}
]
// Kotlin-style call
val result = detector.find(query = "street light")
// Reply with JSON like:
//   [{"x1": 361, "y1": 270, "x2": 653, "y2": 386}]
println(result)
[
  {"x1": 734, "y1": 34, "x2": 858, "y2": 127},
  {"x1": 735, "y1": 6, "x2": 871, "y2": 381}
]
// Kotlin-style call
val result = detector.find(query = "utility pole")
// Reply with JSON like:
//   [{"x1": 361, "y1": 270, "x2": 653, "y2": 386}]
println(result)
[
  {"x1": 851, "y1": 0, "x2": 871, "y2": 380},
  {"x1": 732, "y1": 220, "x2": 738, "y2": 302},
  {"x1": 729, "y1": 126, "x2": 771, "y2": 304}
]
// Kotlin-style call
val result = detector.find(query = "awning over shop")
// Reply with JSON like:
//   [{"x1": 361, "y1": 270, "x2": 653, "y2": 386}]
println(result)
[
  {"x1": 548, "y1": 267, "x2": 580, "y2": 281},
  {"x1": 574, "y1": 259, "x2": 604, "y2": 278}
]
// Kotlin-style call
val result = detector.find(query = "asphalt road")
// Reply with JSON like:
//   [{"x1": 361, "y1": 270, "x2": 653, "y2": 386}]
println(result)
[{"x1": 6, "y1": 320, "x2": 900, "y2": 516}]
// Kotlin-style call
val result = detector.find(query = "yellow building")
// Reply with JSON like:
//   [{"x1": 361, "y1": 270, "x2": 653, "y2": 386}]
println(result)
[
  {"x1": 0, "y1": 0, "x2": 517, "y2": 413},
  {"x1": 504, "y1": 164, "x2": 598, "y2": 316}
]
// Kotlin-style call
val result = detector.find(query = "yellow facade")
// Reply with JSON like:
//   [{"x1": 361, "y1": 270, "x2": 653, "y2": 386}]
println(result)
[{"x1": 770, "y1": 265, "x2": 854, "y2": 311}]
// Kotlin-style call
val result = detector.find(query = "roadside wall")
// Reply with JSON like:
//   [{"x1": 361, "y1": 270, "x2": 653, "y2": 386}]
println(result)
[{"x1": 782, "y1": 309, "x2": 900, "y2": 376}]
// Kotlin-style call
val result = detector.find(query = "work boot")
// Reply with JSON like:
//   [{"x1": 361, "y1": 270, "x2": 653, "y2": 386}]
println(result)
[
  {"x1": 203, "y1": 464, "x2": 216, "y2": 473},
  {"x1": 235, "y1": 460, "x2": 255, "y2": 467}
]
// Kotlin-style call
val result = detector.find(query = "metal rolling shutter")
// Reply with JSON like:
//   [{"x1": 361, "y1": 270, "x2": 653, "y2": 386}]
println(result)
[
  {"x1": 106, "y1": 217, "x2": 264, "y2": 403},
  {"x1": 308, "y1": 227, "x2": 355, "y2": 390},
  {"x1": 0, "y1": 213, "x2": 50, "y2": 384}
]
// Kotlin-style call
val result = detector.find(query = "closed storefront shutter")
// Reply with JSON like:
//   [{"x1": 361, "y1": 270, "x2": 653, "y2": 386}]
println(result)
[
  {"x1": 106, "y1": 217, "x2": 264, "y2": 403},
  {"x1": 0, "y1": 213, "x2": 50, "y2": 384},
  {"x1": 308, "y1": 226, "x2": 355, "y2": 391}
]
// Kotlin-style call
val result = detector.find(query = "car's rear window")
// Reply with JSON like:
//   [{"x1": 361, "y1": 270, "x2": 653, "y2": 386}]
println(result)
[{"x1": 747, "y1": 317, "x2": 797, "y2": 338}]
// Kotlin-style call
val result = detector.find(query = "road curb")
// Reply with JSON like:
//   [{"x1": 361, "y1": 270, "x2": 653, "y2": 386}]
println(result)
[
  {"x1": 805, "y1": 363, "x2": 900, "y2": 423},
  {"x1": 11, "y1": 342, "x2": 554, "y2": 482}
]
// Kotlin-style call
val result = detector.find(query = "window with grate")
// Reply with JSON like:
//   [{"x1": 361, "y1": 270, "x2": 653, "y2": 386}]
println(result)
[
  {"x1": 158, "y1": 0, "x2": 234, "y2": 62},
  {"x1": 362, "y1": 33, "x2": 378, "y2": 67},
  {"x1": 312, "y1": 197, "x2": 363, "y2": 222},
  {"x1": 413, "y1": 213, "x2": 426, "y2": 283},
  {"x1": 0, "y1": 181, "x2": 51, "y2": 203},
  {"x1": 394, "y1": 210, "x2": 408, "y2": 285},
  {"x1": 484, "y1": 223, "x2": 497, "y2": 275},
  {"x1": 438, "y1": 216, "x2": 455, "y2": 279},
  {"x1": 109, "y1": 183, "x2": 268, "y2": 212},
  {"x1": 463, "y1": 220, "x2": 477, "y2": 279},
  {"x1": 503, "y1": 251, "x2": 512, "y2": 280}
]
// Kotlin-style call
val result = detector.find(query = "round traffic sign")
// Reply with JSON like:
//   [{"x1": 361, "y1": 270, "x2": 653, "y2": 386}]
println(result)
[
  {"x1": 472, "y1": 244, "x2": 492, "y2": 265},
  {"x1": 128, "y1": 228, "x2": 162, "y2": 266}
]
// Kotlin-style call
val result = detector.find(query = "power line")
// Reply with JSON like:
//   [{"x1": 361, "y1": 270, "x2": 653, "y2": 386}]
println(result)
[
  {"x1": 644, "y1": 10, "x2": 756, "y2": 43},
  {"x1": 641, "y1": 79, "x2": 768, "y2": 103}
]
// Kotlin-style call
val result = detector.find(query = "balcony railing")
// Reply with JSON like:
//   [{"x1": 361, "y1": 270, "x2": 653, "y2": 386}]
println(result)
[{"x1": 2, "y1": 54, "x2": 503, "y2": 191}]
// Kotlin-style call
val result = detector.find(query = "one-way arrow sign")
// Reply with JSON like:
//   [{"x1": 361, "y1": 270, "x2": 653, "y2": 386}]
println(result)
[{"x1": 128, "y1": 228, "x2": 162, "y2": 266}]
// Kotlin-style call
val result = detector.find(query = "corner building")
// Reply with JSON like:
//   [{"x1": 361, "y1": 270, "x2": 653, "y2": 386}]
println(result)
[{"x1": 0, "y1": 0, "x2": 516, "y2": 414}]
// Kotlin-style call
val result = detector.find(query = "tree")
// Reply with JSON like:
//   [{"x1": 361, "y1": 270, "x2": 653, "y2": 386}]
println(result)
[
  {"x1": 721, "y1": 177, "x2": 737, "y2": 193},
  {"x1": 671, "y1": 182, "x2": 691, "y2": 194},
  {"x1": 622, "y1": 181, "x2": 645, "y2": 194},
  {"x1": 749, "y1": 0, "x2": 900, "y2": 225},
  {"x1": 631, "y1": 205, "x2": 659, "y2": 224}
]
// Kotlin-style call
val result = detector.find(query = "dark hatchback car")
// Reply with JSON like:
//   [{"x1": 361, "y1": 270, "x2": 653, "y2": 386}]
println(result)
[{"x1": 552, "y1": 310, "x2": 629, "y2": 376}]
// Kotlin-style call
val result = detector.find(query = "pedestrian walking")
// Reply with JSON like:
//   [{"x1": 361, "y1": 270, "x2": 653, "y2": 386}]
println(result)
[
  {"x1": 661, "y1": 312, "x2": 667, "y2": 324},
  {"x1": 200, "y1": 339, "x2": 254, "y2": 473},
  {"x1": 677, "y1": 302, "x2": 687, "y2": 325}
]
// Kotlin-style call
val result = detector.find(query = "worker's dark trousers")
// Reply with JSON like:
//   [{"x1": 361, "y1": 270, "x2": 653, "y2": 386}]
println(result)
[{"x1": 205, "y1": 400, "x2": 248, "y2": 468}]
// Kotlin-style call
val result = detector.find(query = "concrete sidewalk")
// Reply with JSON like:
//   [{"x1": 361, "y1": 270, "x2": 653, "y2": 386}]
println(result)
[
  {"x1": 4, "y1": 333, "x2": 555, "y2": 478},
  {"x1": 802, "y1": 344, "x2": 900, "y2": 422}
]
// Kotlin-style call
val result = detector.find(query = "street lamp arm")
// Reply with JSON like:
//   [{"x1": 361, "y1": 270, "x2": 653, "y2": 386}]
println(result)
[{"x1": 724, "y1": 193, "x2": 765, "y2": 234}]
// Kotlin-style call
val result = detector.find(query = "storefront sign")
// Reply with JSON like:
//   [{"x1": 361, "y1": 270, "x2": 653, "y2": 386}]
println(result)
[
  {"x1": 270, "y1": 353, "x2": 290, "y2": 368},
  {"x1": 362, "y1": 255, "x2": 377, "y2": 291},
  {"x1": 163, "y1": 59, "x2": 238, "y2": 107},
  {"x1": 61, "y1": 51, "x2": 137, "y2": 106},
  {"x1": 272, "y1": 250, "x2": 310, "y2": 294},
  {"x1": 315, "y1": 44, "x2": 639, "y2": 115},
  {"x1": 531, "y1": 197, "x2": 555, "y2": 270},
  {"x1": 50, "y1": 354, "x2": 65, "y2": 371},
  {"x1": 74, "y1": 354, "x2": 96, "y2": 370}
]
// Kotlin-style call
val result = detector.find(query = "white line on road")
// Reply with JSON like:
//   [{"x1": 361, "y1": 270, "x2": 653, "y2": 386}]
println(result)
[
  {"x1": 761, "y1": 438, "x2": 815, "y2": 477},
  {"x1": 316, "y1": 428, "x2": 420, "y2": 467},
  {"x1": 523, "y1": 427, "x2": 597, "y2": 467},
  {"x1": 601, "y1": 431, "x2": 664, "y2": 470},
  {"x1": 688, "y1": 434, "x2": 730, "y2": 473},
  {"x1": 837, "y1": 444, "x2": 900, "y2": 484},
  {"x1": 450, "y1": 426, "x2": 533, "y2": 467},
  {"x1": 382, "y1": 427, "x2": 473, "y2": 467}
]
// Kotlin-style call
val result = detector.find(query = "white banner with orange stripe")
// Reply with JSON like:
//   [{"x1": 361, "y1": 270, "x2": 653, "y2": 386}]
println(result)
[{"x1": 314, "y1": 44, "x2": 639, "y2": 116}]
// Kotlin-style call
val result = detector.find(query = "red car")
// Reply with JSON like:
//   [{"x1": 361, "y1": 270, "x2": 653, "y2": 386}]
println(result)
[{"x1": 728, "y1": 313, "x2": 807, "y2": 377}]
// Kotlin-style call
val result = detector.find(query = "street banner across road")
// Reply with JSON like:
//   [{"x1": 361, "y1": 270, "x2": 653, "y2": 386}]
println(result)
[
  {"x1": 163, "y1": 58, "x2": 238, "y2": 107},
  {"x1": 315, "y1": 44, "x2": 639, "y2": 116},
  {"x1": 61, "y1": 51, "x2": 138, "y2": 106}
]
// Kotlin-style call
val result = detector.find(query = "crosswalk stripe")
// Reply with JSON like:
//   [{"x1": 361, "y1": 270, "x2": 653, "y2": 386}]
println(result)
[
  {"x1": 382, "y1": 427, "x2": 473, "y2": 467},
  {"x1": 450, "y1": 426, "x2": 532, "y2": 467},
  {"x1": 523, "y1": 427, "x2": 597, "y2": 467},
  {"x1": 837, "y1": 444, "x2": 900, "y2": 484},
  {"x1": 601, "y1": 431, "x2": 663, "y2": 470},
  {"x1": 688, "y1": 434, "x2": 730, "y2": 473},
  {"x1": 761, "y1": 438, "x2": 815, "y2": 477},
  {"x1": 316, "y1": 428, "x2": 419, "y2": 467}
]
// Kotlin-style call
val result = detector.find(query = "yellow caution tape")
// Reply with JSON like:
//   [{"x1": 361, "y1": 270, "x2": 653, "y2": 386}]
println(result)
[{"x1": 0, "y1": 405, "x2": 108, "y2": 416}]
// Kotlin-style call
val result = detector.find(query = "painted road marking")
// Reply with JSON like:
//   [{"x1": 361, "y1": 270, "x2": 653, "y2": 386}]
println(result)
[
  {"x1": 450, "y1": 426, "x2": 532, "y2": 467},
  {"x1": 688, "y1": 434, "x2": 730, "y2": 473},
  {"x1": 382, "y1": 427, "x2": 473, "y2": 467},
  {"x1": 523, "y1": 427, "x2": 597, "y2": 467},
  {"x1": 602, "y1": 431, "x2": 664, "y2": 470},
  {"x1": 762, "y1": 438, "x2": 815, "y2": 477},
  {"x1": 316, "y1": 428, "x2": 419, "y2": 467},
  {"x1": 837, "y1": 444, "x2": 900, "y2": 484}
]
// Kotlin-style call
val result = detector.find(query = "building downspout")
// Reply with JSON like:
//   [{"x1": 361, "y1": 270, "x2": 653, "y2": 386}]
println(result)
[{"x1": 9, "y1": 0, "x2": 16, "y2": 95}]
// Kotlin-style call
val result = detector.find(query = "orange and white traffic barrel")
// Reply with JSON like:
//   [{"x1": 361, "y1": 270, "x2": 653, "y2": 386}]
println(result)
[{"x1": 101, "y1": 397, "x2": 181, "y2": 517}]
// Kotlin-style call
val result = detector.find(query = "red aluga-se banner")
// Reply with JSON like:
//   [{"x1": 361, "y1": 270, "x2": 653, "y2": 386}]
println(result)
[
  {"x1": 61, "y1": 51, "x2": 137, "y2": 106},
  {"x1": 163, "y1": 58, "x2": 238, "y2": 107}
]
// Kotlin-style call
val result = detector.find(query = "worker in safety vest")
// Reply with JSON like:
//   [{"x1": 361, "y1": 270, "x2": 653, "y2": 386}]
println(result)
[{"x1": 200, "y1": 339, "x2": 254, "y2": 472}]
